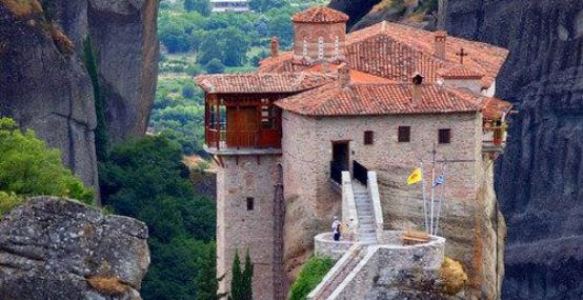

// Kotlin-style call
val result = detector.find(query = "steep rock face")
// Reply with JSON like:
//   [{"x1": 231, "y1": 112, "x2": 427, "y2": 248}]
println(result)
[
  {"x1": 328, "y1": 0, "x2": 380, "y2": 29},
  {"x1": 0, "y1": 3, "x2": 99, "y2": 188},
  {"x1": 0, "y1": 0, "x2": 159, "y2": 187},
  {"x1": 444, "y1": 1, "x2": 583, "y2": 299},
  {"x1": 88, "y1": 0, "x2": 159, "y2": 144},
  {"x1": 0, "y1": 197, "x2": 150, "y2": 299}
]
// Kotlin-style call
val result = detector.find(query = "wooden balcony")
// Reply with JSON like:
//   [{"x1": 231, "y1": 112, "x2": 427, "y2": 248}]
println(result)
[{"x1": 205, "y1": 127, "x2": 281, "y2": 155}]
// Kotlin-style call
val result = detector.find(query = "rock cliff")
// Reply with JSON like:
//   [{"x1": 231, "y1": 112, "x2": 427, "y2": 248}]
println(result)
[
  {"x1": 0, "y1": 0, "x2": 159, "y2": 187},
  {"x1": 0, "y1": 197, "x2": 150, "y2": 299},
  {"x1": 444, "y1": 1, "x2": 583, "y2": 299}
]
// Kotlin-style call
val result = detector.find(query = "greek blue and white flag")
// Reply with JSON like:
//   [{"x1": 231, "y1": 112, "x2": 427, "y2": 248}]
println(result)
[{"x1": 433, "y1": 175, "x2": 445, "y2": 187}]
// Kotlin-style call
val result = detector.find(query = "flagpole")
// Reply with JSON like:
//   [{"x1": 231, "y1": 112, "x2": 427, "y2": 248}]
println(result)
[
  {"x1": 420, "y1": 161, "x2": 428, "y2": 233},
  {"x1": 429, "y1": 146, "x2": 436, "y2": 235},
  {"x1": 434, "y1": 161, "x2": 448, "y2": 235}
]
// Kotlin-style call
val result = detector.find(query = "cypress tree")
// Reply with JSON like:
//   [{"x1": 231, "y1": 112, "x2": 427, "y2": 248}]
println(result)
[
  {"x1": 241, "y1": 250, "x2": 254, "y2": 300},
  {"x1": 229, "y1": 251, "x2": 243, "y2": 300}
]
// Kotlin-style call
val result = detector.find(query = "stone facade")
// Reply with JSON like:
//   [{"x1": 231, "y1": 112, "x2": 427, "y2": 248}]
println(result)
[
  {"x1": 281, "y1": 109, "x2": 489, "y2": 289},
  {"x1": 216, "y1": 155, "x2": 282, "y2": 300},
  {"x1": 293, "y1": 22, "x2": 347, "y2": 63}
]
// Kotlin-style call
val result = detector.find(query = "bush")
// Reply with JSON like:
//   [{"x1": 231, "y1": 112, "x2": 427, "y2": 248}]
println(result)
[
  {"x1": 0, "y1": 192, "x2": 22, "y2": 219},
  {"x1": 289, "y1": 256, "x2": 335, "y2": 300},
  {"x1": 0, "y1": 118, "x2": 94, "y2": 204},
  {"x1": 205, "y1": 58, "x2": 225, "y2": 74}
]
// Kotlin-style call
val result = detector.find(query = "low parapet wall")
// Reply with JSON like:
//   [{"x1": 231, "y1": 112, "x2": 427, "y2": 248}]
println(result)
[
  {"x1": 314, "y1": 232, "x2": 356, "y2": 260},
  {"x1": 310, "y1": 230, "x2": 446, "y2": 299}
]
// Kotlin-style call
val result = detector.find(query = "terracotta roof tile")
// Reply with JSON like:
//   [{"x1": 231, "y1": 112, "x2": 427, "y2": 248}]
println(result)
[
  {"x1": 292, "y1": 6, "x2": 349, "y2": 24},
  {"x1": 481, "y1": 97, "x2": 513, "y2": 120},
  {"x1": 259, "y1": 21, "x2": 509, "y2": 88},
  {"x1": 438, "y1": 64, "x2": 485, "y2": 79},
  {"x1": 194, "y1": 72, "x2": 336, "y2": 94},
  {"x1": 275, "y1": 82, "x2": 485, "y2": 116},
  {"x1": 305, "y1": 64, "x2": 396, "y2": 84}
]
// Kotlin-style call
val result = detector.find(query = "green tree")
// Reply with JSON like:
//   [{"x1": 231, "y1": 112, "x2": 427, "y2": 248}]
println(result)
[
  {"x1": 198, "y1": 34, "x2": 224, "y2": 65},
  {"x1": 195, "y1": 242, "x2": 222, "y2": 300},
  {"x1": 0, "y1": 118, "x2": 94, "y2": 204},
  {"x1": 249, "y1": 0, "x2": 286, "y2": 12},
  {"x1": 205, "y1": 58, "x2": 225, "y2": 74},
  {"x1": 184, "y1": 0, "x2": 211, "y2": 16},
  {"x1": 289, "y1": 256, "x2": 335, "y2": 300},
  {"x1": 99, "y1": 136, "x2": 216, "y2": 299},
  {"x1": 241, "y1": 250, "x2": 254, "y2": 300},
  {"x1": 229, "y1": 250, "x2": 253, "y2": 300},
  {"x1": 221, "y1": 27, "x2": 250, "y2": 67}
]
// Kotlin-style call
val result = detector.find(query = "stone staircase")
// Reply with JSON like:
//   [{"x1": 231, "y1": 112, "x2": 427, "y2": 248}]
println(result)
[
  {"x1": 353, "y1": 182, "x2": 377, "y2": 244},
  {"x1": 307, "y1": 245, "x2": 365, "y2": 300}
]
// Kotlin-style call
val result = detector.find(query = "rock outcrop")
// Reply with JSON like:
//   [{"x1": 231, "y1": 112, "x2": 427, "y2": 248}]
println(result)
[
  {"x1": 0, "y1": 197, "x2": 150, "y2": 299},
  {"x1": 0, "y1": 0, "x2": 159, "y2": 187},
  {"x1": 0, "y1": 2, "x2": 98, "y2": 187},
  {"x1": 444, "y1": 1, "x2": 583, "y2": 299},
  {"x1": 88, "y1": 0, "x2": 159, "y2": 144}
]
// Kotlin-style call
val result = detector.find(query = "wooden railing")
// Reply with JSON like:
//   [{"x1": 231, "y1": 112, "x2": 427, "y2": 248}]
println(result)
[{"x1": 205, "y1": 127, "x2": 281, "y2": 150}]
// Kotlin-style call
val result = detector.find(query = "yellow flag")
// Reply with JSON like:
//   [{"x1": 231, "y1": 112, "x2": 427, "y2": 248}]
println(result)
[{"x1": 407, "y1": 168, "x2": 423, "y2": 185}]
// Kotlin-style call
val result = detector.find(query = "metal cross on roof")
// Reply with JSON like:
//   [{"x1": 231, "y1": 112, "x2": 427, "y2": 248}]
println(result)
[{"x1": 456, "y1": 48, "x2": 468, "y2": 64}]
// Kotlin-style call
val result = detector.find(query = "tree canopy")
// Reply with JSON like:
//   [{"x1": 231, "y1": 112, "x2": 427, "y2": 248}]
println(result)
[
  {"x1": 99, "y1": 136, "x2": 216, "y2": 299},
  {"x1": 0, "y1": 117, "x2": 94, "y2": 205}
]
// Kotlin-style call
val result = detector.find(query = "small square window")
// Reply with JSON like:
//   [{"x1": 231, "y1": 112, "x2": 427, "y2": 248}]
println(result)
[
  {"x1": 438, "y1": 129, "x2": 451, "y2": 144},
  {"x1": 398, "y1": 126, "x2": 411, "y2": 143},
  {"x1": 246, "y1": 197, "x2": 254, "y2": 211},
  {"x1": 364, "y1": 131, "x2": 374, "y2": 145}
]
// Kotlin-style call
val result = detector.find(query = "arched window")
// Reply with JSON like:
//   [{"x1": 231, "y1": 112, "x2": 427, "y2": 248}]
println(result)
[{"x1": 318, "y1": 37, "x2": 324, "y2": 59}]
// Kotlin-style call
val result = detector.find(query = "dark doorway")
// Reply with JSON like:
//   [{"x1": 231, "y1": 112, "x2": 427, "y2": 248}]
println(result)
[{"x1": 332, "y1": 142, "x2": 350, "y2": 170}]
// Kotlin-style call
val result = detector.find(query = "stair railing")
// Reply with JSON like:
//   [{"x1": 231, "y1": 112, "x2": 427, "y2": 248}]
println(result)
[{"x1": 367, "y1": 171, "x2": 384, "y2": 243}]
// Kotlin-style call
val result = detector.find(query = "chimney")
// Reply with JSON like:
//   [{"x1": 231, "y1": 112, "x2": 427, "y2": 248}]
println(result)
[
  {"x1": 338, "y1": 63, "x2": 350, "y2": 87},
  {"x1": 271, "y1": 37, "x2": 279, "y2": 58},
  {"x1": 434, "y1": 31, "x2": 447, "y2": 60},
  {"x1": 411, "y1": 72, "x2": 424, "y2": 106}
]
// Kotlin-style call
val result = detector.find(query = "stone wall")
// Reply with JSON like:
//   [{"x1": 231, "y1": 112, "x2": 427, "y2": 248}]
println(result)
[
  {"x1": 329, "y1": 233, "x2": 446, "y2": 300},
  {"x1": 216, "y1": 155, "x2": 281, "y2": 300},
  {"x1": 292, "y1": 22, "x2": 346, "y2": 62},
  {"x1": 281, "y1": 110, "x2": 482, "y2": 281},
  {"x1": 314, "y1": 232, "x2": 356, "y2": 260}
]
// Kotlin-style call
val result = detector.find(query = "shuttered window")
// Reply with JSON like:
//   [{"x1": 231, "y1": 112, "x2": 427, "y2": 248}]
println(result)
[
  {"x1": 364, "y1": 131, "x2": 374, "y2": 145},
  {"x1": 438, "y1": 129, "x2": 451, "y2": 144},
  {"x1": 398, "y1": 126, "x2": 411, "y2": 143}
]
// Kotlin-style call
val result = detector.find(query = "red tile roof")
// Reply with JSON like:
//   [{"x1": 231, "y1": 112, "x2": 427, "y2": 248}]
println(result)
[
  {"x1": 194, "y1": 72, "x2": 336, "y2": 94},
  {"x1": 292, "y1": 6, "x2": 349, "y2": 24},
  {"x1": 306, "y1": 64, "x2": 395, "y2": 84},
  {"x1": 259, "y1": 21, "x2": 509, "y2": 88},
  {"x1": 438, "y1": 64, "x2": 485, "y2": 79},
  {"x1": 275, "y1": 82, "x2": 485, "y2": 116},
  {"x1": 481, "y1": 97, "x2": 513, "y2": 120}
]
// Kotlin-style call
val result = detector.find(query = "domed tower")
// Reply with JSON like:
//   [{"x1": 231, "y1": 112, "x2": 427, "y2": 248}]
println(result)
[{"x1": 292, "y1": 6, "x2": 349, "y2": 64}]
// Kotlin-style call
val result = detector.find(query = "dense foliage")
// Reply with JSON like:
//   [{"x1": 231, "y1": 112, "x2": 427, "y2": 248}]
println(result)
[
  {"x1": 99, "y1": 136, "x2": 216, "y2": 300},
  {"x1": 0, "y1": 117, "x2": 94, "y2": 206},
  {"x1": 289, "y1": 256, "x2": 335, "y2": 300}
]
